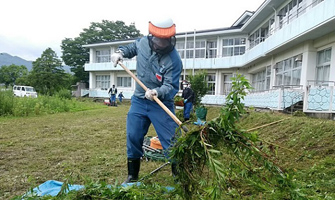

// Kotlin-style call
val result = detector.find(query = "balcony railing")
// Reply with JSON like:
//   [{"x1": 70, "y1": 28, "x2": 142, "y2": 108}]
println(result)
[{"x1": 307, "y1": 80, "x2": 335, "y2": 87}]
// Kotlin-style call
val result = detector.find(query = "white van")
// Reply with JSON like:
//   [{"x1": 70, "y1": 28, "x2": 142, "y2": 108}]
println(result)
[{"x1": 13, "y1": 85, "x2": 38, "y2": 98}]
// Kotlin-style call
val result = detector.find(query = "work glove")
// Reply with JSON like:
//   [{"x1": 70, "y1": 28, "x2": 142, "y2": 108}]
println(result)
[
  {"x1": 111, "y1": 51, "x2": 123, "y2": 67},
  {"x1": 194, "y1": 118, "x2": 206, "y2": 126},
  {"x1": 145, "y1": 89, "x2": 157, "y2": 101},
  {"x1": 184, "y1": 99, "x2": 188, "y2": 103}
]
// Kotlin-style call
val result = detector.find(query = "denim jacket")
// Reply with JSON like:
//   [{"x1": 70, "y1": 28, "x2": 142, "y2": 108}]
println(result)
[{"x1": 119, "y1": 36, "x2": 182, "y2": 102}]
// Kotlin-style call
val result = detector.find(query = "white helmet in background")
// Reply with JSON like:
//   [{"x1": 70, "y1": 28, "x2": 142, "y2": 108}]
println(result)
[{"x1": 148, "y1": 18, "x2": 176, "y2": 54}]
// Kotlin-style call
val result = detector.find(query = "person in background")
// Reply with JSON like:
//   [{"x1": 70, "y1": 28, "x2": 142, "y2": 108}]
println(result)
[
  {"x1": 118, "y1": 91, "x2": 125, "y2": 103},
  {"x1": 181, "y1": 81, "x2": 194, "y2": 121},
  {"x1": 111, "y1": 18, "x2": 182, "y2": 184},
  {"x1": 108, "y1": 85, "x2": 117, "y2": 106}
]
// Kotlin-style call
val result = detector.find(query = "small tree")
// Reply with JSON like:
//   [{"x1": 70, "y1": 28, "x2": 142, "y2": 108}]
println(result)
[
  {"x1": 188, "y1": 70, "x2": 209, "y2": 108},
  {"x1": 28, "y1": 48, "x2": 72, "y2": 95}
]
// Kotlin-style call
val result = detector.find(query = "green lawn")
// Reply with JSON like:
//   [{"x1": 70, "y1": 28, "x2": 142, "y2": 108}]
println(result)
[
  {"x1": 1, "y1": 103, "x2": 126, "y2": 199},
  {"x1": 0, "y1": 102, "x2": 218, "y2": 199},
  {"x1": 1, "y1": 102, "x2": 335, "y2": 199}
]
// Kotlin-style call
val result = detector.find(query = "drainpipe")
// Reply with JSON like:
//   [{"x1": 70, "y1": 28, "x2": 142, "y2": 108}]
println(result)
[
  {"x1": 184, "y1": 32, "x2": 187, "y2": 80},
  {"x1": 193, "y1": 29, "x2": 196, "y2": 76}
]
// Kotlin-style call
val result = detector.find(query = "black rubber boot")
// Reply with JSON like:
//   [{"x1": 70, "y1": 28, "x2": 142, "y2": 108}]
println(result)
[
  {"x1": 171, "y1": 162, "x2": 178, "y2": 178},
  {"x1": 122, "y1": 158, "x2": 140, "y2": 184}
]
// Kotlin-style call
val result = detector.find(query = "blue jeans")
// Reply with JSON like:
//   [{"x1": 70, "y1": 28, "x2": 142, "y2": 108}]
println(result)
[
  {"x1": 184, "y1": 102, "x2": 193, "y2": 119},
  {"x1": 126, "y1": 96, "x2": 178, "y2": 159},
  {"x1": 110, "y1": 94, "x2": 116, "y2": 103}
]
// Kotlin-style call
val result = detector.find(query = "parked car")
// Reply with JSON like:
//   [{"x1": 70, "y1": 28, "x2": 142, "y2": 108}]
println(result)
[{"x1": 13, "y1": 85, "x2": 38, "y2": 98}]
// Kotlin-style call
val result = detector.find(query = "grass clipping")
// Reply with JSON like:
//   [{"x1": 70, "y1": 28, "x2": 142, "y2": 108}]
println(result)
[{"x1": 170, "y1": 75, "x2": 306, "y2": 200}]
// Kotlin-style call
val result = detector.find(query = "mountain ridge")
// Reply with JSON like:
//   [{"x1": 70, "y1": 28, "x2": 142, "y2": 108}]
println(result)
[
  {"x1": 0, "y1": 52, "x2": 72, "y2": 73},
  {"x1": 0, "y1": 53, "x2": 33, "y2": 71}
]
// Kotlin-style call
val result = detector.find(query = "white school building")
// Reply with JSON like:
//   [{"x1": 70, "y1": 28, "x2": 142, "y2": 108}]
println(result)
[{"x1": 82, "y1": 0, "x2": 335, "y2": 117}]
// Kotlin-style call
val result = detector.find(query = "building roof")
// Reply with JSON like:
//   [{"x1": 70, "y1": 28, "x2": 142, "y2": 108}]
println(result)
[{"x1": 83, "y1": 0, "x2": 291, "y2": 48}]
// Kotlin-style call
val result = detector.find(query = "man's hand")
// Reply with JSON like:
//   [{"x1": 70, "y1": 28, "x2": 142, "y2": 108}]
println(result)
[
  {"x1": 145, "y1": 89, "x2": 157, "y2": 101},
  {"x1": 111, "y1": 51, "x2": 123, "y2": 67}
]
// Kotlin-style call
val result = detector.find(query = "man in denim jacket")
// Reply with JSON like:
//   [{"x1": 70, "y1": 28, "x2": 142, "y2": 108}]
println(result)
[{"x1": 111, "y1": 18, "x2": 182, "y2": 184}]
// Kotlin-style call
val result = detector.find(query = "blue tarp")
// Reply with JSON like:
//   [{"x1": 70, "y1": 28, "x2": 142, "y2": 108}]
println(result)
[
  {"x1": 31, "y1": 180, "x2": 84, "y2": 196},
  {"x1": 25, "y1": 180, "x2": 173, "y2": 197}
]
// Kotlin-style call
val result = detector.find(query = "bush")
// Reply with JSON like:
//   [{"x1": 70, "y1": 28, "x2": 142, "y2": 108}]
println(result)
[
  {"x1": 0, "y1": 94, "x2": 103, "y2": 117},
  {"x1": 55, "y1": 88, "x2": 72, "y2": 100},
  {"x1": 12, "y1": 97, "x2": 39, "y2": 116},
  {"x1": 0, "y1": 90, "x2": 14, "y2": 116}
]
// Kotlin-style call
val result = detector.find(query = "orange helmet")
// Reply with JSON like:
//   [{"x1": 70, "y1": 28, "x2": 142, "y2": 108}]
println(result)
[{"x1": 149, "y1": 18, "x2": 176, "y2": 38}]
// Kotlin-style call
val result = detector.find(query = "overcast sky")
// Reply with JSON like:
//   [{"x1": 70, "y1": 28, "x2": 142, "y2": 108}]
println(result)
[{"x1": 0, "y1": 0, "x2": 265, "y2": 61}]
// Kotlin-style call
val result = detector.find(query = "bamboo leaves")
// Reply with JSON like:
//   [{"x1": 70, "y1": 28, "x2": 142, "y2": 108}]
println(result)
[{"x1": 170, "y1": 74, "x2": 305, "y2": 199}]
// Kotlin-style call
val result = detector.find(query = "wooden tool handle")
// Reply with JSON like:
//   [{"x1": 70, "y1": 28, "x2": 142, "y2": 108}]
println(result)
[{"x1": 118, "y1": 62, "x2": 188, "y2": 132}]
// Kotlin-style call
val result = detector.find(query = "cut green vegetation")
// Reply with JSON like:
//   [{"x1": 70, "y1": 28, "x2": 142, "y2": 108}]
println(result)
[
  {"x1": 170, "y1": 75, "x2": 315, "y2": 200},
  {"x1": 1, "y1": 97, "x2": 335, "y2": 199}
]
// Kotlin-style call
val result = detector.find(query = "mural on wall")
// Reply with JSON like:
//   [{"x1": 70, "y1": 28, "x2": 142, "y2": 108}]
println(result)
[
  {"x1": 307, "y1": 87, "x2": 333, "y2": 111},
  {"x1": 243, "y1": 90, "x2": 281, "y2": 109},
  {"x1": 281, "y1": 89, "x2": 304, "y2": 110}
]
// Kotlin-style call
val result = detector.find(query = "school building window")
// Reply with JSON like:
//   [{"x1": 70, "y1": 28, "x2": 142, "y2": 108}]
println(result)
[
  {"x1": 316, "y1": 48, "x2": 331, "y2": 84},
  {"x1": 117, "y1": 77, "x2": 132, "y2": 87},
  {"x1": 223, "y1": 74, "x2": 233, "y2": 95},
  {"x1": 96, "y1": 50, "x2": 111, "y2": 63},
  {"x1": 252, "y1": 66, "x2": 271, "y2": 91},
  {"x1": 96, "y1": 75, "x2": 110, "y2": 89},
  {"x1": 278, "y1": 0, "x2": 305, "y2": 29},
  {"x1": 206, "y1": 41, "x2": 217, "y2": 58},
  {"x1": 176, "y1": 40, "x2": 206, "y2": 59},
  {"x1": 275, "y1": 55, "x2": 302, "y2": 86},
  {"x1": 206, "y1": 74, "x2": 216, "y2": 95},
  {"x1": 222, "y1": 38, "x2": 246, "y2": 57}
]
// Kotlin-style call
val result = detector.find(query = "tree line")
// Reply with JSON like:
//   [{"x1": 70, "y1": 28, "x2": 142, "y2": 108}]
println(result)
[{"x1": 0, "y1": 20, "x2": 142, "y2": 95}]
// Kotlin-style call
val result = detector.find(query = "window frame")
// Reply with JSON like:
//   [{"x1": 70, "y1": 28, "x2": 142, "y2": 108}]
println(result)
[
  {"x1": 206, "y1": 41, "x2": 217, "y2": 58},
  {"x1": 223, "y1": 74, "x2": 233, "y2": 95},
  {"x1": 96, "y1": 75, "x2": 110, "y2": 89},
  {"x1": 222, "y1": 38, "x2": 246, "y2": 57},
  {"x1": 315, "y1": 48, "x2": 331, "y2": 84},
  {"x1": 117, "y1": 76, "x2": 132, "y2": 88},
  {"x1": 206, "y1": 74, "x2": 216, "y2": 95},
  {"x1": 275, "y1": 55, "x2": 302, "y2": 86},
  {"x1": 252, "y1": 67, "x2": 271, "y2": 92},
  {"x1": 175, "y1": 40, "x2": 206, "y2": 59},
  {"x1": 96, "y1": 49, "x2": 111, "y2": 63}
]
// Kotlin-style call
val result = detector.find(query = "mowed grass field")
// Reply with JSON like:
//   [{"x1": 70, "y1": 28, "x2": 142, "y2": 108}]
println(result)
[
  {"x1": 1, "y1": 100, "x2": 335, "y2": 199},
  {"x1": 0, "y1": 101, "x2": 220, "y2": 199}
]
